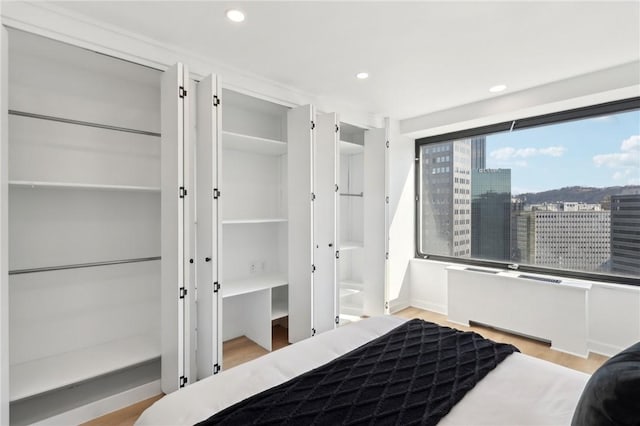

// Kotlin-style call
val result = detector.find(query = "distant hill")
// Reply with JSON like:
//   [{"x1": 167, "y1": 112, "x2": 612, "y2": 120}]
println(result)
[{"x1": 515, "y1": 186, "x2": 640, "y2": 205}]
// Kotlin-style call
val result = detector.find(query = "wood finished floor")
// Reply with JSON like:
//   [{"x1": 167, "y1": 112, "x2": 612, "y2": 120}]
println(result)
[{"x1": 84, "y1": 308, "x2": 608, "y2": 425}]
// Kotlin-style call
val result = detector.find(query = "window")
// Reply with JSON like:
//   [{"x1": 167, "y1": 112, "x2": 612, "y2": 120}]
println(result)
[{"x1": 415, "y1": 98, "x2": 640, "y2": 285}]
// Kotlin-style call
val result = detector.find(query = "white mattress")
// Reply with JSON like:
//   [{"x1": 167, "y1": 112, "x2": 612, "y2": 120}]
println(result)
[{"x1": 136, "y1": 316, "x2": 589, "y2": 425}]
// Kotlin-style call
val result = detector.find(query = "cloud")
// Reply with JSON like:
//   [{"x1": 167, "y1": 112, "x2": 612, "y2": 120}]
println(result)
[
  {"x1": 595, "y1": 135, "x2": 640, "y2": 184},
  {"x1": 490, "y1": 145, "x2": 566, "y2": 161},
  {"x1": 593, "y1": 135, "x2": 640, "y2": 169}
]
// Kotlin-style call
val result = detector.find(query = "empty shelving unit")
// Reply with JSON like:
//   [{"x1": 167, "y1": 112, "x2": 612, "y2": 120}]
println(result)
[{"x1": 5, "y1": 29, "x2": 162, "y2": 425}]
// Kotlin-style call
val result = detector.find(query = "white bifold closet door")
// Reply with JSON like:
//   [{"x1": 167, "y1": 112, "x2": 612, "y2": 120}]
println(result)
[
  {"x1": 195, "y1": 74, "x2": 222, "y2": 380},
  {"x1": 313, "y1": 113, "x2": 339, "y2": 334},
  {"x1": 161, "y1": 63, "x2": 196, "y2": 393},
  {"x1": 363, "y1": 128, "x2": 388, "y2": 316},
  {"x1": 0, "y1": 23, "x2": 9, "y2": 426},
  {"x1": 287, "y1": 104, "x2": 315, "y2": 343}
]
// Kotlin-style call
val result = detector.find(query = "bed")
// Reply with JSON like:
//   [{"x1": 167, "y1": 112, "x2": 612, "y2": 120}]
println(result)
[{"x1": 136, "y1": 316, "x2": 590, "y2": 425}]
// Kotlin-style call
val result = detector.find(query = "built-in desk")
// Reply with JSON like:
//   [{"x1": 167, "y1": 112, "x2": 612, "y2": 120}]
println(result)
[{"x1": 222, "y1": 273, "x2": 288, "y2": 351}]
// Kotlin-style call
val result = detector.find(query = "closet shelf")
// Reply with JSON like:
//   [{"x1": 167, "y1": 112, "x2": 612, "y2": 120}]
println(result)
[
  {"x1": 223, "y1": 273, "x2": 288, "y2": 299},
  {"x1": 340, "y1": 140, "x2": 364, "y2": 155},
  {"x1": 9, "y1": 180, "x2": 161, "y2": 192},
  {"x1": 223, "y1": 131, "x2": 286, "y2": 155},
  {"x1": 222, "y1": 218, "x2": 287, "y2": 225},
  {"x1": 9, "y1": 334, "x2": 160, "y2": 402},
  {"x1": 340, "y1": 241, "x2": 364, "y2": 250},
  {"x1": 272, "y1": 298, "x2": 288, "y2": 320}
]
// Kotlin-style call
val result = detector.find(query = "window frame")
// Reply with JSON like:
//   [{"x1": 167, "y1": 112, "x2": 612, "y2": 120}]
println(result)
[{"x1": 414, "y1": 97, "x2": 640, "y2": 286}]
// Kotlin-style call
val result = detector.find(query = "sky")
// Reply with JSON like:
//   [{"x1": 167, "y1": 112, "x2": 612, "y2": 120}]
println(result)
[{"x1": 486, "y1": 109, "x2": 640, "y2": 195}]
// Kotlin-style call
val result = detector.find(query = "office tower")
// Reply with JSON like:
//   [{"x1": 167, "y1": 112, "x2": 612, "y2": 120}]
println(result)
[
  {"x1": 610, "y1": 194, "x2": 640, "y2": 275},
  {"x1": 419, "y1": 140, "x2": 472, "y2": 257},
  {"x1": 471, "y1": 169, "x2": 511, "y2": 261}
]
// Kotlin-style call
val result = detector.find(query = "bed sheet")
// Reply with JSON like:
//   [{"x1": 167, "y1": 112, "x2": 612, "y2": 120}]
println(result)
[{"x1": 136, "y1": 316, "x2": 589, "y2": 425}]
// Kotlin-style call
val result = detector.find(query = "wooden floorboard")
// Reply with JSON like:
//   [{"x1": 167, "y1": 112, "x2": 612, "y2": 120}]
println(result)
[{"x1": 85, "y1": 308, "x2": 608, "y2": 425}]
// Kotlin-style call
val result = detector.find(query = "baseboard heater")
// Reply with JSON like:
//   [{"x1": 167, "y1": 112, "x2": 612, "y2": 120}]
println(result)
[{"x1": 446, "y1": 265, "x2": 591, "y2": 357}]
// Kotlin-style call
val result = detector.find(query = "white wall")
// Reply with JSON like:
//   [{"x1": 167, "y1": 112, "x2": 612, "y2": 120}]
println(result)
[{"x1": 386, "y1": 119, "x2": 413, "y2": 313}]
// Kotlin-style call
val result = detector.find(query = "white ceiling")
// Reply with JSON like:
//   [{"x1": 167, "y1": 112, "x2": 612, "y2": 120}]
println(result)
[{"x1": 52, "y1": 1, "x2": 640, "y2": 121}]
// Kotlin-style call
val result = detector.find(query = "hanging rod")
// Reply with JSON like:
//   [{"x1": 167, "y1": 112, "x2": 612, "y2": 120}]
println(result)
[
  {"x1": 8, "y1": 110, "x2": 161, "y2": 138},
  {"x1": 8, "y1": 256, "x2": 161, "y2": 275},
  {"x1": 340, "y1": 192, "x2": 364, "y2": 197}
]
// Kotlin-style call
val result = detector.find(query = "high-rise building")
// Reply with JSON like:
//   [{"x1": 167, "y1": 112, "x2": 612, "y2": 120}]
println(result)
[
  {"x1": 419, "y1": 140, "x2": 471, "y2": 257},
  {"x1": 610, "y1": 194, "x2": 640, "y2": 275},
  {"x1": 471, "y1": 169, "x2": 511, "y2": 261},
  {"x1": 470, "y1": 137, "x2": 486, "y2": 169},
  {"x1": 531, "y1": 210, "x2": 610, "y2": 272}
]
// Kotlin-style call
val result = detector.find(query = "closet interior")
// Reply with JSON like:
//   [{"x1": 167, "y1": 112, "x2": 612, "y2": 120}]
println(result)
[
  {"x1": 338, "y1": 123, "x2": 387, "y2": 324},
  {"x1": 6, "y1": 30, "x2": 162, "y2": 425},
  {"x1": 220, "y1": 89, "x2": 290, "y2": 354}
]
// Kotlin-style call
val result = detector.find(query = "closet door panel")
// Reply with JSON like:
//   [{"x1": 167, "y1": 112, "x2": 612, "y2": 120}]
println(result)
[
  {"x1": 1, "y1": 23, "x2": 9, "y2": 426},
  {"x1": 287, "y1": 104, "x2": 314, "y2": 343},
  {"x1": 195, "y1": 74, "x2": 221, "y2": 379},
  {"x1": 363, "y1": 128, "x2": 386, "y2": 316},
  {"x1": 160, "y1": 62, "x2": 188, "y2": 393},
  {"x1": 8, "y1": 115, "x2": 160, "y2": 187},
  {"x1": 8, "y1": 188, "x2": 159, "y2": 270},
  {"x1": 8, "y1": 31, "x2": 160, "y2": 133},
  {"x1": 313, "y1": 113, "x2": 338, "y2": 334}
]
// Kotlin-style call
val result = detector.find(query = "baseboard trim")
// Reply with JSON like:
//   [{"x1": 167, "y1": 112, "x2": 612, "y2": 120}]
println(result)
[
  {"x1": 31, "y1": 380, "x2": 161, "y2": 426},
  {"x1": 588, "y1": 339, "x2": 626, "y2": 358},
  {"x1": 410, "y1": 299, "x2": 447, "y2": 315}
]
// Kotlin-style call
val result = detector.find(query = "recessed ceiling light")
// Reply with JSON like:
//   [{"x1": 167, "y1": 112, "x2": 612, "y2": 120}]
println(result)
[
  {"x1": 356, "y1": 72, "x2": 369, "y2": 80},
  {"x1": 226, "y1": 9, "x2": 245, "y2": 23},
  {"x1": 489, "y1": 84, "x2": 507, "y2": 93}
]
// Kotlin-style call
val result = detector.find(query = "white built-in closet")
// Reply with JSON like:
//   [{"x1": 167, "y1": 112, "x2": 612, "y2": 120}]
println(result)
[
  {"x1": 337, "y1": 123, "x2": 388, "y2": 323},
  {"x1": 5, "y1": 30, "x2": 162, "y2": 425},
  {"x1": 0, "y1": 25, "x2": 388, "y2": 425}
]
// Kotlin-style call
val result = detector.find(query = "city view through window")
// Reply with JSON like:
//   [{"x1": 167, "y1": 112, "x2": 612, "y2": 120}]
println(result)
[{"x1": 418, "y1": 109, "x2": 640, "y2": 280}]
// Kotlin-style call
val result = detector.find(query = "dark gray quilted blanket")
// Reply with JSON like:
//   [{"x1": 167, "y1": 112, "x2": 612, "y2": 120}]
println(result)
[{"x1": 197, "y1": 318, "x2": 519, "y2": 425}]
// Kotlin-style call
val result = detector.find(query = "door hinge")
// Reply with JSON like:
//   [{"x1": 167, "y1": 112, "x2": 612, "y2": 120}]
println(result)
[
  {"x1": 311, "y1": 192, "x2": 316, "y2": 201},
  {"x1": 335, "y1": 124, "x2": 339, "y2": 133},
  {"x1": 213, "y1": 363, "x2": 221, "y2": 374},
  {"x1": 311, "y1": 264, "x2": 316, "y2": 273},
  {"x1": 179, "y1": 287, "x2": 187, "y2": 299},
  {"x1": 179, "y1": 86, "x2": 187, "y2": 99},
  {"x1": 311, "y1": 328, "x2": 316, "y2": 336},
  {"x1": 179, "y1": 186, "x2": 187, "y2": 198},
  {"x1": 179, "y1": 375, "x2": 188, "y2": 388},
  {"x1": 213, "y1": 188, "x2": 221, "y2": 199},
  {"x1": 386, "y1": 140, "x2": 390, "y2": 148},
  {"x1": 415, "y1": 195, "x2": 420, "y2": 202},
  {"x1": 213, "y1": 282, "x2": 220, "y2": 293},
  {"x1": 385, "y1": 252, "x2": 389, "y2": 260},
  {"x1": 335, "y1": 316, "x2": 340, "y2": 325},
  {"x1": 335, "y1": 250, "x2": 340, "y2": 259},
  {"x1": 311, "y1": 121, "x2": 315, "y2": 130},
  {"x1": 213, "y1": 95, "x2": 220, "y2": 107},
  {"x1": 386, "y1": 196, "x2": 389, "y2": 204},
  {"x1": 334, "y1": 184, "x2": 339, "y2": 192},
  {"x1": 385, "y1": 301, "x2": 389, "y2": 310}
]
